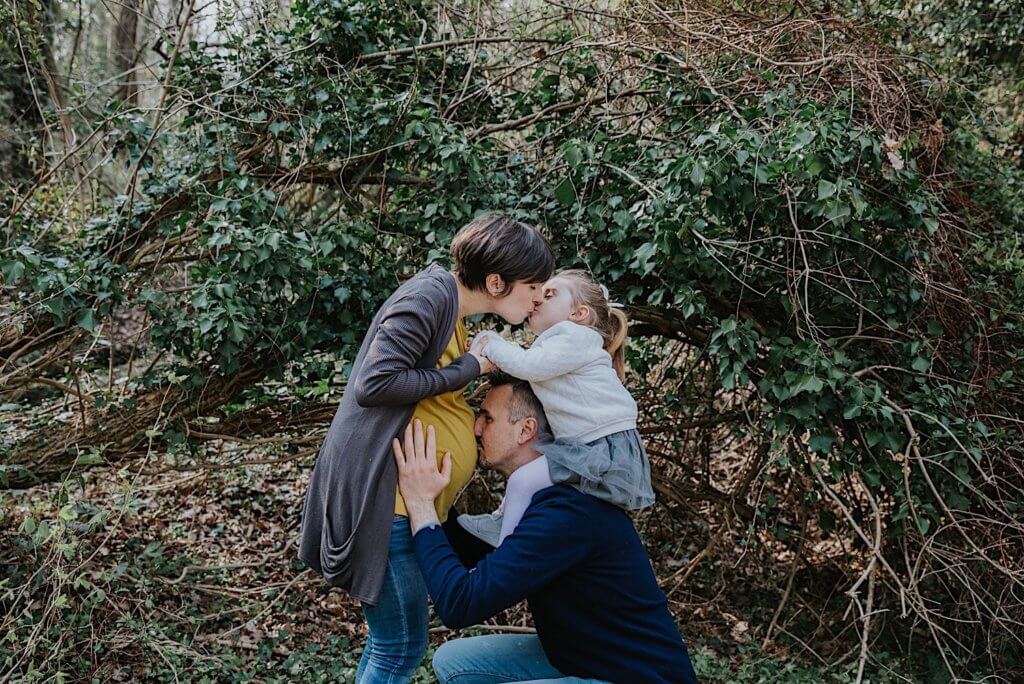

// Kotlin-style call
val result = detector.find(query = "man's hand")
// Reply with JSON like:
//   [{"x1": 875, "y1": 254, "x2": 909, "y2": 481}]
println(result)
[{"x1": 393, "y1": 419, "x2": 449, "y2": 533}]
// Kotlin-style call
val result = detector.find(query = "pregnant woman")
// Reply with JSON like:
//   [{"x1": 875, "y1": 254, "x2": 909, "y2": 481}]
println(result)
[{"x1": 298, "y1": 213, "x2": 554, "y2": 683}]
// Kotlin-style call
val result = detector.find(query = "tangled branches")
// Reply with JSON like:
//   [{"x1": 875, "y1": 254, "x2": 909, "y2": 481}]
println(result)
[{"x1": 3, "y1": 0, "x2": 1024, "y2": 680}]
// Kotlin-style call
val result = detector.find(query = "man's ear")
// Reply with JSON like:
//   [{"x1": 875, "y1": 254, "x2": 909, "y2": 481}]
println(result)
[
  {"x1": 518, "y1": 416, "x2": 538, "y2": 445},
  {"x1": 485, "y1": 273, "x2": 507, "y2": 297}
]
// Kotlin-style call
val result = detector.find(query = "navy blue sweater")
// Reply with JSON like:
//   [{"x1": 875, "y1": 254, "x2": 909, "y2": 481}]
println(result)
[{"x1": 413, "y1": 485, "x2": 697, "y2": 684}]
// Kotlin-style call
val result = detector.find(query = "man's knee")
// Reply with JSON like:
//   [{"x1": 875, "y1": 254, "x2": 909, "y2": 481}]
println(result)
[{"x1": 431, "y1": 638, "x2": 473, "y2": 683}]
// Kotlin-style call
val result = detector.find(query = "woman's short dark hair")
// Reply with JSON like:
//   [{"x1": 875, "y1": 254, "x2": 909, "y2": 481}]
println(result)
[{"x1": 450, "y1": 213, "x2": 555, "y2": 294}]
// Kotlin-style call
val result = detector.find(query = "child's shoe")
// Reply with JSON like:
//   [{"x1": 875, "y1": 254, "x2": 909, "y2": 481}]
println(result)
[{"x1": 457, "y1": 511, "x2": 503, "y2": 547}]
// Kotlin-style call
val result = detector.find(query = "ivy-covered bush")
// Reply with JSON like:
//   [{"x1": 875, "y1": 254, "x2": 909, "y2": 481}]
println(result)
[{"x1": 3, "y1": 0, "x2": 1023, "y2": 678}]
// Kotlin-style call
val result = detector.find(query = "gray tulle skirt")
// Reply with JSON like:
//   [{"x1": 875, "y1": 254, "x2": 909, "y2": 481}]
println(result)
[{"x1": 537, "y1": 428, "x2": 656, "y2": 511}]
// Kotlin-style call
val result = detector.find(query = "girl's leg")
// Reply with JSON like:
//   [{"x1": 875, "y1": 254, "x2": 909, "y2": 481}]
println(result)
[
  {"x1": 497, "y1": 455, "x2": 554, "y2": 544},
  {"x1": 459, "y1": 455, "x2": 555, "y2": 547},
  {"x1": 355, "y1": 516, "x2": 429, "y2": 684}
]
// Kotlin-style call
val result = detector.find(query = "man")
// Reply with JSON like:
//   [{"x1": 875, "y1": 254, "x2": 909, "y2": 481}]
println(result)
[{"x1": 391, "y1": 374, "x2": 698, "y2": 683}]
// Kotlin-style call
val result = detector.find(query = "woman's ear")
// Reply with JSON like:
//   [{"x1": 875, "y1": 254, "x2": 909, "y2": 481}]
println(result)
[{"x1": 485, "y1": 273, "x2": 507, "y2": 297}]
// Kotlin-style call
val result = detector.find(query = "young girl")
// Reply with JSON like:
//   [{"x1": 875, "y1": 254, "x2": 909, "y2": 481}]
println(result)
[
  {"x1": 459, "y1": 269, "x2": 655, "y2": 547},
  {"x1": 298, "y1": 213, "x2": 553, "y2": 683}
]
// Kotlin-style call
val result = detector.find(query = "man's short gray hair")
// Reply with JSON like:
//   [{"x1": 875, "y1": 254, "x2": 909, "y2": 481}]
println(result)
[{"x1": 488, "y1": 372, "x2": 552, "y2": 441}]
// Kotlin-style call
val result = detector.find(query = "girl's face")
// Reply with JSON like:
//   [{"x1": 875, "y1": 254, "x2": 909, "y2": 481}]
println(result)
[
  {"x1": 528, "y1": 277, "x2": 585, "y2": 334},
  {"x1": 491, "y1": 279, "x2": 545, "y2": 325}
]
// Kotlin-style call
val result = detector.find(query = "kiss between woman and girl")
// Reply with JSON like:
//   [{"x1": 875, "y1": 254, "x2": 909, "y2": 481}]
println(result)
[{"x1": 298, "y1": 213, "x2": 666, "y2": 682}]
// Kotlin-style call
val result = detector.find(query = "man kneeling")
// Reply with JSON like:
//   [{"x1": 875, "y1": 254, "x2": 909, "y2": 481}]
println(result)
[{"x1": 392, "y1": 374, "x2": 698, "y2": 683}]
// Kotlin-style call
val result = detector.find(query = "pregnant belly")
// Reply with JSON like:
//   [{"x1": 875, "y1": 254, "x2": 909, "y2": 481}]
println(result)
[{"x1": 396, "y1": 400, "x2": 478, "y2": 520}]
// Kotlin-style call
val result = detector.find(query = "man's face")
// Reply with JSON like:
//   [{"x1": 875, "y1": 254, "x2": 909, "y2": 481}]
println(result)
[{"x1": 473, "y1": 385, "x2": 520, "y2": 470}]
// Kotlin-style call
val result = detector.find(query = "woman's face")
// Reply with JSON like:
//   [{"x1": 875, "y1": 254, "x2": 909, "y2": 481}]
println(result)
[{"x1": 491, "y1": 279, "x2": 545, "y2": 325}]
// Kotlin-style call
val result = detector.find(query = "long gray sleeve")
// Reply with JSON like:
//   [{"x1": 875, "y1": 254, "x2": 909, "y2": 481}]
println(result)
[
  {"x1": 299, "y1": 263, "x2": 467, "y2": 605},
  {"x1": 352, "y1": 293, "x2": 481, "y2": 407}
]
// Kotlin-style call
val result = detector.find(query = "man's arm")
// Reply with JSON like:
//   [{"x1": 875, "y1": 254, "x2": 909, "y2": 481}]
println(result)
[
  {"x1": 442, "y1": 510, "x2": 495, "y2": 568},
  {"x1": 411, "y1": 494, "x2": 589, "y2": 628},
  {"x1": 393, "y1": 421, "x2": 591, "y2": 629}
]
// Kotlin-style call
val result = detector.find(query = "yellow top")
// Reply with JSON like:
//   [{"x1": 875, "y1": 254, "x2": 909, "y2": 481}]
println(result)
[{"x1": 395, "y1": 319, "x2": 478, "y2": 522}]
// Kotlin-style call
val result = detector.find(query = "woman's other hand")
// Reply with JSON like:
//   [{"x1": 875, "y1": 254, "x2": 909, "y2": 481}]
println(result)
[
  {"x1": 469, "y1": 331, "x2": 496, "y2": 374},
  {"x1": 471, "y1": 349, "x2": 496, "y2": 374}
]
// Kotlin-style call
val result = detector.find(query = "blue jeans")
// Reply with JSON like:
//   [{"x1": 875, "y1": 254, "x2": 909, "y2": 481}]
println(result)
[
  {"x1": 432, "y1": 634, "x2": 609, "y2": 684},
  {"x1": 356, "y1": 515, "x2": 429, "y2": 683}
]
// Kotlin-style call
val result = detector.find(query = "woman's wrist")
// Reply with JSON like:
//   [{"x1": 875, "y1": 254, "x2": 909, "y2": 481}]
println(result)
[{"x1": 470, "y1": 350, "x2": 495, "y2": 374}]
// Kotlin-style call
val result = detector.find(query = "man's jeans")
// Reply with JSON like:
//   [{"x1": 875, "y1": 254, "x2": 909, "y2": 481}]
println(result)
[
  {"x1": 355, "y1": 515, "x2": 429, "y2": 683},
  {"x1": 432, "y1": 634, "x2": 609, "y2": 684}
]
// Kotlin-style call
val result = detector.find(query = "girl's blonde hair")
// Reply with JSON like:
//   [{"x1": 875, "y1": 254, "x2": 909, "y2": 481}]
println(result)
[{"x1": 556, "y1": 269, "x2": 629, "y2": 381}]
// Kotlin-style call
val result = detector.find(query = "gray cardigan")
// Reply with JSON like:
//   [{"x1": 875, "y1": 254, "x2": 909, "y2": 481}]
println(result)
[{"x1": 298, "y1": 264, "x2": 480, "y2": 605}]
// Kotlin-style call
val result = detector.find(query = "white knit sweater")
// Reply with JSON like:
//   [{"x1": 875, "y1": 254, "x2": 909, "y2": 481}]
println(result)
[{"x1": 478, "y1": 321, "x2": 638, "y2": 443}]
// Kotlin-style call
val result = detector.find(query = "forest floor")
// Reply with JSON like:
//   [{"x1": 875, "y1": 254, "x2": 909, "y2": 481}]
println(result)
[
  {"x1": 1, "y1": 339, "x2": 938, "y2": 683},
  {"x1": 3, "y1": 410, "x2": 922, "y2": 683}
]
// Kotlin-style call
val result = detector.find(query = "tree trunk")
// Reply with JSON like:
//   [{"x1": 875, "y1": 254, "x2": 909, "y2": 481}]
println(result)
[
  {"x1": 0, "y1": 0, "x2": 52, "y2": 188},
  {"x1": 113, "y1": 0, "x2": 140, "y2": 105}
]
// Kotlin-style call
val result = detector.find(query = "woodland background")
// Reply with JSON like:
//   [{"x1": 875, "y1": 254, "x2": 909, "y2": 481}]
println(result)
[{"x1": 2, "y1": 0, "x2": 1024, "y2": 681}]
